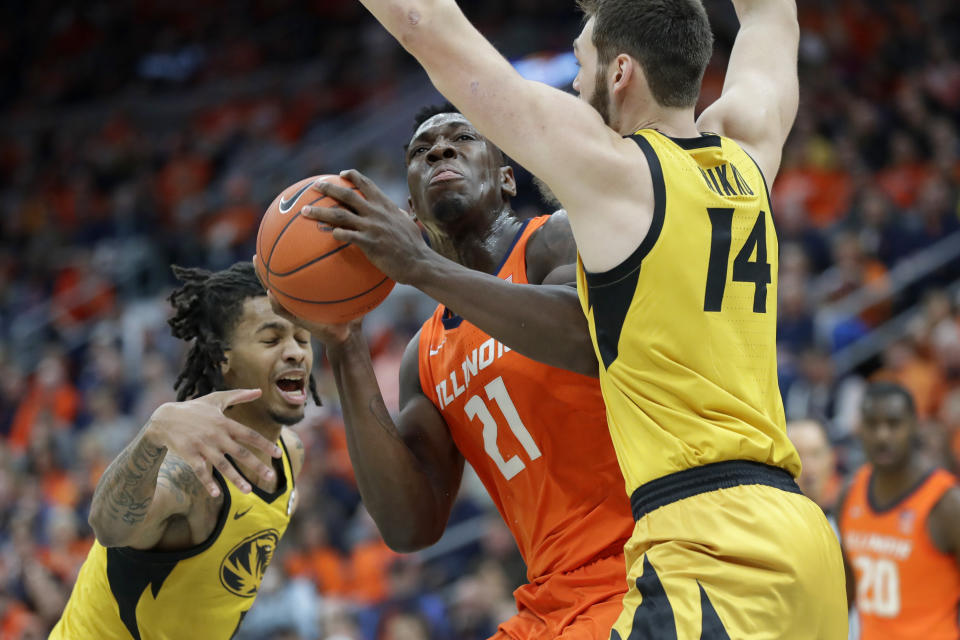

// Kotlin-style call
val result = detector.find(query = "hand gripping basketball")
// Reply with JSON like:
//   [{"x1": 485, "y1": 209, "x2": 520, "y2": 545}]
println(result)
[
  {"x1": 302, "y1": 169, "x2": 433, "y2": 288},
  {"x1": 255, "y1": 174, "x2": 395, "y2": 324}
]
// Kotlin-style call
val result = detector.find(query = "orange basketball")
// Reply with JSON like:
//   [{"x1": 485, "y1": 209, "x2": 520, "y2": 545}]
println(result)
[{"x1": 255, "y1": 175, "x2": 395, "y2": 324}]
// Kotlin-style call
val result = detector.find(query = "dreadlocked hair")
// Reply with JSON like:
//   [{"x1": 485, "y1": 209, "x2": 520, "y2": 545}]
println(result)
[{"x1": 167, "y1": 262, "x2": 321, "y2": 406}]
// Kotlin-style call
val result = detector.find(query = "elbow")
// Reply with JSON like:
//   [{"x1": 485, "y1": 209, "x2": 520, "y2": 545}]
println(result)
[
  {"x1": 380, "y1": 523, "x2": 443, "y2": 553},
  {"x1": 574, "y1": 343, "x2": 601, "y2": 378},
  {"x1": 392, "y1": 1, "x2": 433, "y2": 53},
  {"x1": 88, "y1": 513, "x2": 122, "y2": 548},
  {"x1": 563, "y1": 335, "x2": 600, "y2": 378},
  {"x1": 88, "y1": 506, "x2": 130, "y2": 548}
]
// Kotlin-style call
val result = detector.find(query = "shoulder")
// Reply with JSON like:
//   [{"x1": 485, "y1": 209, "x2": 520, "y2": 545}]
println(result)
[
  {"x1": 836, "y1": 470, "x2": 868, "y2": 525},
  {"x1": 524, "y1": 211, "x2": 577, "y2": 285},
  {"x1": 280, "y1": 428, "x2": 305, "y2": 480},
  {"x1": 928, "y1": 484, "x2": 960, "y2": 554},
  {"x1": 697, "y1": 100, "x2": 786, "y2": 184}
]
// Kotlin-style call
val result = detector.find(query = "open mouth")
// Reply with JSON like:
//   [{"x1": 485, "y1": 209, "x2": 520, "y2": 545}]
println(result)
[{"x1": 275, "y1": 375, "x2": 306, "y2": 405}]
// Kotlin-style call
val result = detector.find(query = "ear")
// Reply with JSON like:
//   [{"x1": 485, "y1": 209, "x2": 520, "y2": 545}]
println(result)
[
  {"x1": 612, "y1": 53, "x2": 637, "y2": 97},
  {"x1": 220, "y1": 351, "x2": 232, "y2": 378},
  {"x1": 500, "y1": 165, "x2": 517, "y2": 198}
]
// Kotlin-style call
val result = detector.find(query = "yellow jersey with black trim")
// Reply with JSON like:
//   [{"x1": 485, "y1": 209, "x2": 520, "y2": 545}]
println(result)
[
  {"x1": 50, "y1": 438, "x2": 296, "y2": 640},
  {"x1": 576, "y1": 130, "x2": 800, "y2": 495}
]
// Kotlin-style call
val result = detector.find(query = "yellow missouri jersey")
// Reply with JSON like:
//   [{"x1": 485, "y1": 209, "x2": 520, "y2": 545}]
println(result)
[
  {"x1": 51, "y1": 439, "x2": 296, "y2": 640},
  {"x1": 576, "y1": 130, "x2": 800, "y2": 495}
]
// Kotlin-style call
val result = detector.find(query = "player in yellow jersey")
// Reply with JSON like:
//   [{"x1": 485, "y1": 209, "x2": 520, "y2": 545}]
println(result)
[
  {"x1": 351, "y1": 0, "x2": 847, "y2": 636},
  {"x1": 51, "y1": 262, "x2": 312, "y2": 640}
]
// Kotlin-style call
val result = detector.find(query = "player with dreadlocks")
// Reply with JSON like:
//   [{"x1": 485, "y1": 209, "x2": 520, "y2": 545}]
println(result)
[{"x1": 52, "y1": 261, "x2": 316, "y2": 640}]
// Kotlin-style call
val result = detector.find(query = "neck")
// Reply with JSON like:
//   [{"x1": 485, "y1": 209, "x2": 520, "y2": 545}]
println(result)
[
  {"x1": 427, "y1": 206, "x2": 522, "y2": 274},
  {"x1": 620, "y1": 102, "x2": 699, "y2": 138},
  {"x1": 223, "y1": 405, "x2": 283, "y2": 467},
  {"x1": 872, "y1": 456, "x2": 929, "y2": 501}
]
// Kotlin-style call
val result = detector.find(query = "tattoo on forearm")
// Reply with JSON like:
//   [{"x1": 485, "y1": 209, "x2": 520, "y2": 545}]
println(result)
[
  {"x1": 96, "y1": 437, "x2": 166, "y2": 526},
  {"x1": 156, "y1": 456, "x2": 204, "y2": 506}
]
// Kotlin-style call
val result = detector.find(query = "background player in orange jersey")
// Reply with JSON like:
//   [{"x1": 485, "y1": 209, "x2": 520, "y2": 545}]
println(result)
[
  {"x1": 839, "y1": 382, "x2": 960, "y2": 640},
  {"x1": 269, "y1": 104, "x2": 635, "y2": 639}
]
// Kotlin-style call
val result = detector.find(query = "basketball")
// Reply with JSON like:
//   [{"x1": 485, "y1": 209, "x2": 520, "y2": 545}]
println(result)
[{"x1": 254, "y1": 174, "x2": 395, "y2": 324}]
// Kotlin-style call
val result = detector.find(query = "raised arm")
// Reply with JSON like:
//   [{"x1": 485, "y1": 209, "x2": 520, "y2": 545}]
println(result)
[
  {"x1": 318, "y1": 323, "x2": 465, "y2": 551},
  {"x1": 88, "y1": 389, "x2": 281, "y2": 548},
  {"x1": 306, "y1": 175, "x2": 598, "y2": 376},
  {"x1": 696, "y1": 0, "x2": 799, "y2": 182},
  {"x1": 354, "y1": 0, "x2": 641, "y2": 237}
]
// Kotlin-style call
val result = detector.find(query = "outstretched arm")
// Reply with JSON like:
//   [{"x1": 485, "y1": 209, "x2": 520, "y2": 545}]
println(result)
[
  {"x1": 354, "y1": 0, "x2": 646, "y2": 270},
  {"x1": 307, "y1": 174, "x2": 597, "y2": 376},
  {"x1": 696, "y1": 0, "x2": 799, "y2": 182},
  {"x1": 312, "y1": 321, "x2": 465, "y2": 551},
  {"x1": 88, "y1": 389, "x2": 281, "y2": 548}
]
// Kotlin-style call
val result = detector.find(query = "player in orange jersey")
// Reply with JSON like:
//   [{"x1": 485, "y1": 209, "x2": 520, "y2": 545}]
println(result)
[
  {"x1": 271, "y1": 104, "x2": 634, "y2": 639},
  {"x1": 839, "y1": 382, "x2": 960, "y2": 640}
]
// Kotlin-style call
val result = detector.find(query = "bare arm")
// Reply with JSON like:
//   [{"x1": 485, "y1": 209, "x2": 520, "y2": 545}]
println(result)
[
  {"x1": 696, "y1": 0, "x2": 799, "y2": 182},
  {"x1": 928, "y1": 486, "x2": 960, "y2": 567},
  {"x1": 835, "y1": 483, "x2": 855, "y2": 611},
  {"x1": 88, "y1": 389, "x2": 282, "y2": 548},
  {"x1": 322, "y1": 327, "x2": 464, "y2": 551},
  {"x1": 88, "y1": 426, "x2": 168, "y2": 547},
  {"x1": 411, "y1": 211, "x2": 596, "y2": 376},
  {"x1": 354, "y1": 1, "x2": 647, "y2": 270},
  {"x1": 307, "y1": 177, "x2": 597, "y2": 375}
]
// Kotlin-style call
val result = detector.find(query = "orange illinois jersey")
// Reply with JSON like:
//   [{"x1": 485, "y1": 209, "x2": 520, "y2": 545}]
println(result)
[
  {"x1": 418, "y1": 215, "x2": 633, "y2": 584},
  {"x1": 840, "y1": 466, "x2": 960, "y2": 640}
]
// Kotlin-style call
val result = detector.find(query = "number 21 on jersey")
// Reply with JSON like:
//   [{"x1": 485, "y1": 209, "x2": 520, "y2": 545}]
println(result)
[{"x1": 464, "y1": 376, "x2": 541, "y2": 480}]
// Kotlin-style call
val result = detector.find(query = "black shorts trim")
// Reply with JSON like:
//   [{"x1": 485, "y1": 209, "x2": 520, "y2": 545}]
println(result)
[{"x1": 630, "y1": 460, "x2": 801, "y2": 521}]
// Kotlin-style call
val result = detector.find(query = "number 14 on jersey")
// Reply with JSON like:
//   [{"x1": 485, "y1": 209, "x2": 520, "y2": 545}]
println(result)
[{"x1": 704, "y1": 208, "x2": 771, "y2": 314}]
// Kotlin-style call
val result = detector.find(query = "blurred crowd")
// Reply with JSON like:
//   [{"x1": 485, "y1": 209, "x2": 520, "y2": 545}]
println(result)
[{"x1": 0, "y1": 0, "x2": 958, "y2": 638}]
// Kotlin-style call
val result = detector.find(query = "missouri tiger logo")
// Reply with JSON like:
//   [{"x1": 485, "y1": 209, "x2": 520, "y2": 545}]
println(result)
[{"x1": 219, "y1": 529, "x2": 279, "y2": 597}]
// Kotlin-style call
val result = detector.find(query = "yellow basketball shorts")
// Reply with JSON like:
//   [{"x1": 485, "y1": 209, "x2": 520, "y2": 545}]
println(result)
[{"x1": 611, "y1": 461, "x2": 847, "y2": 640}]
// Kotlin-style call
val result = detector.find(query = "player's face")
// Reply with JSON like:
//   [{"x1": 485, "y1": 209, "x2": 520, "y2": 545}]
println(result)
[
  {"x1": 222, "y1": 297, "x2": 314, "y2": 426},
  {"x1": 859, "y1": 394, "x2": 915, "y2": 471},
  {"x1": 572, "y1": 18, "x2": 613, "y2": 126},
  {"x1": 406, "y1": 113, "x2": 514, "y2": 225}
]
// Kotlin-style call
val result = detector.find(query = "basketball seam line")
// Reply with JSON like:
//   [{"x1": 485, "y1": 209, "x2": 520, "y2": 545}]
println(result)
[
  {"x1": 265, "y1": 194, "x2": 325, "y2": 267},
  {"x1": 264, "y1": 242, "x2": 353, "y2": 277},
  {"x1": 270, "y1": 276, "x2": 392, "y2": 304}
]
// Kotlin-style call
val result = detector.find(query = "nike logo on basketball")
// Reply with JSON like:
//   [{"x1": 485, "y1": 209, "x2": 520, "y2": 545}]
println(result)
[
  {"x1": 233, "y1": 506, "x2": 253, "y2": 520},
  {"x1": 278, "y1": 183, "x2": 312, "y2": 214}
]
